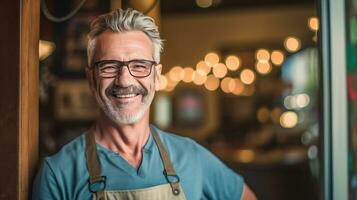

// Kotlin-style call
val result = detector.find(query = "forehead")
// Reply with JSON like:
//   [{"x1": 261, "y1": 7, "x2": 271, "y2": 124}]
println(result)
[{"x1": 94, "y1": 30, "x2": 153, "y2": 61}]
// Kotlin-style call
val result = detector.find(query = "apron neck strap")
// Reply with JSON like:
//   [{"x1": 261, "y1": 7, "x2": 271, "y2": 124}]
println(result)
[
  {"x1": 151, "y1": 126, "x2": 181, "y2": 196},
  {"x1": 85, "y1": 126, "x2": 182, "y2": 197},
  {"x1": 85, "y1": 130, "x2": 106, "y2": 200}
]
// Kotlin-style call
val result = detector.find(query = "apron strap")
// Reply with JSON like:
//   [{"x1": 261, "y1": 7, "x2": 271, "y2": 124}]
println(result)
[
  {"x1": 85, "y1": 126, "x2": 182, "y2": 198},
  {"x1": 151, "y1": 127, "x2": 182, "y2": 196},
  {"x1": 85, "y1": 131, "x2": 106, "y2": 200}
]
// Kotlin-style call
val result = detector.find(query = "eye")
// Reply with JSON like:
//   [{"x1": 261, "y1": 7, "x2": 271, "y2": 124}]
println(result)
[
  {"x1": 99, "y1": 64, "x2": 118, "y2": 73},
  {"x1": 130, "y1": 63, "x2": 150, "y2": 71}
]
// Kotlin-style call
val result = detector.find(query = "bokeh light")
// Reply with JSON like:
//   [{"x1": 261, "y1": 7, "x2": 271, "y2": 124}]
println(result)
[
  {"x1": 296, "y1": 94, "x2": 310, "y2": 108},
  {"x1": 271, "y1": 107, "x2": 282, "y2": 123},
  {"x1": 284, "y1": 37, "x2": 301, "y2": 52},
  {"x1": 220, "y1": 77, "x2": 237, "y2": 93},
  {"x1": 255, "y1": 61, "x2": 272, "y2": 74},
  {"x1": 164, "y1": 74, "x2": 179, "y2": 92},
  {"x1": 204, "y1": 75, "x2": 220, "y2": 91},
  {"x1": 204, "y1": 52, "x2": 220, "y2": 67},
  {"x1": 212, "y1": 63, "x2": 228, "y2": 78},
  {"x1": 192, "y1": 71, "x2": 207, "y2": 85},
  {"x1": 231, "y1": 78, "x2": 244, "y2": 95},
  {"x1": 159, "y1": 74, "x2": 168, "y2": 90},
  {"x1": 182, "y1": 67, "x2": 194, "y2": 83},
  {"x1": 196, "y1": 0, "x2": 213, "y2": 8},
  {"x1": 196, "y1": 60, "x2": 211, "y2": 75},
  {"x1": 225, "y1": 55, "x2": 241, "y2": 71},
  {"x1": 308, "y1": 17, "x2": 319, "y2": 31},
  {"x1": 271, "y1": 50, "x2": 285, "y2": 65},
  {"x1": 257, "y1": 107, "x2": 270, "y2": 123},
  {"x1": 235, "y1": 150, "x2": 255, "y2": 163},
  {"x1": 240, "y1": 69, "x2": 255, "y2": 85},
  {"x1": 284, "y1": 95, "x2": 296, "y2": 109},
  {"x1": 169, "y1": 66, "x2": 184, "y2": 82},
  {"x1": 256, "y1": 49, "x2": 270, "y2": 62},
  {"x1": 280, "y1": 111, "x2": 299, "y2": 128},
  {"x1": 308, "y1": 145, "x2": 318, "y2": 159}
]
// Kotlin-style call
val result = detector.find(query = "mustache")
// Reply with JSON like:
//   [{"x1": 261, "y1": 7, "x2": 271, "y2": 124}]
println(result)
[{"x1": 106, "y1": 84, "x2": 148, "y2": 96}]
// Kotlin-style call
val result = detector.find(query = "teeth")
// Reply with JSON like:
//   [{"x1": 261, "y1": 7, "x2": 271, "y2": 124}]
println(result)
[{"x1": 115, "y1": 93, "x2": 137, "y2": 98}]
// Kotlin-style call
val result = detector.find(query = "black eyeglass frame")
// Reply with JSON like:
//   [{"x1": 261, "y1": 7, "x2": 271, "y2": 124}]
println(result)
[{"x1": 91, "y1": 59, "x2": 157, "y2": 78}]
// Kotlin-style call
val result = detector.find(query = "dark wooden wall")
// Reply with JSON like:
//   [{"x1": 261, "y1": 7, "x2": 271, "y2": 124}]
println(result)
[{"x1": 0, "y1": 0, "x2": 39, "y2": 199}]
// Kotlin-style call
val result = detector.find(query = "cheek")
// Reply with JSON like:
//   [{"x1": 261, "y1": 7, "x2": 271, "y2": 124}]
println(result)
[
  {"x1": 96, "y1": 78, "x2": 112, "y2": 97},
  {"x1": 138, "y1": 75, "x2": 156, "y2": 92}
]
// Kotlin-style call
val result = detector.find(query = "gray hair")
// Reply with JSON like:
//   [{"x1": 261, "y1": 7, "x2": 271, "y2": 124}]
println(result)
[{"x1": 87, "y1": 8, "x2": 163, "y2": 66}]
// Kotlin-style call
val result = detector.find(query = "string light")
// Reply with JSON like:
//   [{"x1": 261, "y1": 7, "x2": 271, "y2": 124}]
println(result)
[
  {"x1": 225, "y1": 55, "x2": 241, "y2": 71},
  {"x1": 271, "y1": 50, "x2": 285, "y2": 65},
  {"x1": 257, "y1": 107, "x2": 270, "y2": 123},
  {"x1": 232, "y1": 78, "x2": 244, "y2": 95},
  {"x1": 196, "y1": 60, "x2": 211, "y2": 75},
  {"x1": 164, "y1": 85, "x2": 175, "y2": 92},
  {"x1": 256, "y1": 49, "x2": 270, "y2": 62},
  {"x1": 204, "y1": 75, "x2": 220, "y2": 91},
  {"x1": 220, "y1": 77, "x2": 233, "y2": 93},
  {"x1": 240, "y1": 69, "x2": 255, "y2": 85},
  {"x1": 280, "y1": 111, "x2": 299, "y2": 128},
  {"x1": 169, "y1": 66, "x2": 184, "y2": 82},
  {"x1": 235, "y1": 150, "x2": 255, "y2": 163},
  {"x1": 212, "y1": 63, "x2": 228, "y2": 78},
  {"x1": 227, "y1": 78, "x2": 236, "y2": 93},
  {"x1": 308, "y1": 17, "x2": 319, "y2": 31},
  {"x1": 296, "y1": 93, "x2": 310, "y2": 108},
  {"x1": 255, "y1": 61, "x2": 272, "y2": 75},
  {"x1": 182, "y1": 67, "x2": 194, "y2": 83},
  {"x1": 192, "y1": 71, "x2": 207, "y2": 85},
  {"x1": 284, "y1": 37, "x2": 301, "y2": 52},
  {"x1": 204, "y1": 52, "x2": 220, "y2": 67},
  {"x1": 164, "y1": 74, "x2": 179, "y2": 92},
  {"x1": 196, "y1": 0, "x2": 213, "y2": 8},
  {"x1": 271, "y1": 107, "x2": 282, "y2": 123},
  {"x1": 159, "y1": 74, "x2": 168, "y2": 91}
]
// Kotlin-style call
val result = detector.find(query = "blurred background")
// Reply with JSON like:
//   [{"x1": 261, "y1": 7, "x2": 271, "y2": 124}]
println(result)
[{"x1": 37, "y1": 0, "x2": 357, "y2": 199}]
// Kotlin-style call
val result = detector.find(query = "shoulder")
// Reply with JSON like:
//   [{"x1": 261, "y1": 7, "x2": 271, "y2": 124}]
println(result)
[
  {"x1": 33, "y1": 134, "x2": 90, "y2": 199},
  {"x1": 153, "y1": 126, "x2": 221, "y2": 158},
  {"x1": 152, "y1": 126, "x2": 200, "y2": 153},
  {"x1": 151, "y1": 126, "x2": 222, "y2": 165},
  {"x1": 152, "y1": 126, "x2": 245, "y2": 199},
  {"x1": 44, "y1": 133, "x2": 87, "y2": 177}
]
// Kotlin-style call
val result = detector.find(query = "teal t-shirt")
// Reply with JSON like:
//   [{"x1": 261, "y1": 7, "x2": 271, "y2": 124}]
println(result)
[{"x1": 33, "y1": 126, "x2": 244, "y2": 200}]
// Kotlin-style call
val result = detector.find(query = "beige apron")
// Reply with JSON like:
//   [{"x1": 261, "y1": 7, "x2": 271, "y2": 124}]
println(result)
[{"x1": 85, "y1": 128, "x2": 187, "y2": 200}]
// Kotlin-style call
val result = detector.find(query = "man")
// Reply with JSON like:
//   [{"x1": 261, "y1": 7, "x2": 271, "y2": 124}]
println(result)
[{"x1": 33, "y1": 8, "x2": 256, "y2": 200}]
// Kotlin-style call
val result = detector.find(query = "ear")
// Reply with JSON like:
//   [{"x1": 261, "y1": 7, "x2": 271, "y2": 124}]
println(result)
[{"x1": 154, "y1": 64, "x2": 162, "y2": 91}]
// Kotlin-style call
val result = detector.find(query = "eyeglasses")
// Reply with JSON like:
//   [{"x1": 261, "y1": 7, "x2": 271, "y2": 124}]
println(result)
[{"x1": 91, "y1": 59, "x2": 157, "y2": 78}]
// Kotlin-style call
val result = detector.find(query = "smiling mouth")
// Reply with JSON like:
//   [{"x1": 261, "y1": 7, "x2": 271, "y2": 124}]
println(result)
[
  {"x1": 112, "y1": 93, "x2": 140, "y2": 98},
  {"x1": 106, "y1": 84, "x2": 148, "y2": 101}
]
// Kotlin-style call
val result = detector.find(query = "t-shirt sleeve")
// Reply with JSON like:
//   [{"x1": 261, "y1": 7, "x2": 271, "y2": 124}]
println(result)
[
  {"x1": 32, "y1": 158, "x2": 62, "y2": 200},
  {"x1": 195, "y1": 142, "x2": 244, "y2": 200}
]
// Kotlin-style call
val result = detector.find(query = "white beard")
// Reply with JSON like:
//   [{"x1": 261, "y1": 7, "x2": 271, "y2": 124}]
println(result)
[
  {"x1": 95, "y1": 80, "x2": 156, "y2": 125},
  {"x1": 99, "y1": 93, "x2": 153, "y2": 124}
]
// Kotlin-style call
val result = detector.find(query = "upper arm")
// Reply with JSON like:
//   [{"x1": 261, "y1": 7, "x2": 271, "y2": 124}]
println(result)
[
  {"x1": 32, "y1": 159, "x2": 62, "y2": 200},
  {"x1": 195, "y1": 142, "x2": 245, "y2": 199}
]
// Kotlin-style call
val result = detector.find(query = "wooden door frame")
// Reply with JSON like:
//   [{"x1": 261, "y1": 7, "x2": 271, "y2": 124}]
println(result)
[{"x1": 0, "y1": 0, "x2": 39, "y2": 199}]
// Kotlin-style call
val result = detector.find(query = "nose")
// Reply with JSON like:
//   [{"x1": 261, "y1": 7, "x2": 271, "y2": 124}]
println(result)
[{"x1": 114, "y1": 65, "x2": 134, "y2": 86}]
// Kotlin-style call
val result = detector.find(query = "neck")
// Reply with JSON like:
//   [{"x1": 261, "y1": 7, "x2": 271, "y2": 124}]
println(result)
[{"x1": 93, "y1": 111, "x2": 151, "y2": 168}]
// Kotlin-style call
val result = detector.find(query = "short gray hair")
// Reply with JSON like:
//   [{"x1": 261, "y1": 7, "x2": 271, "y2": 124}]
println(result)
[{"x1": 87, "y1": 8, "x2": 163, "y2": 66}]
